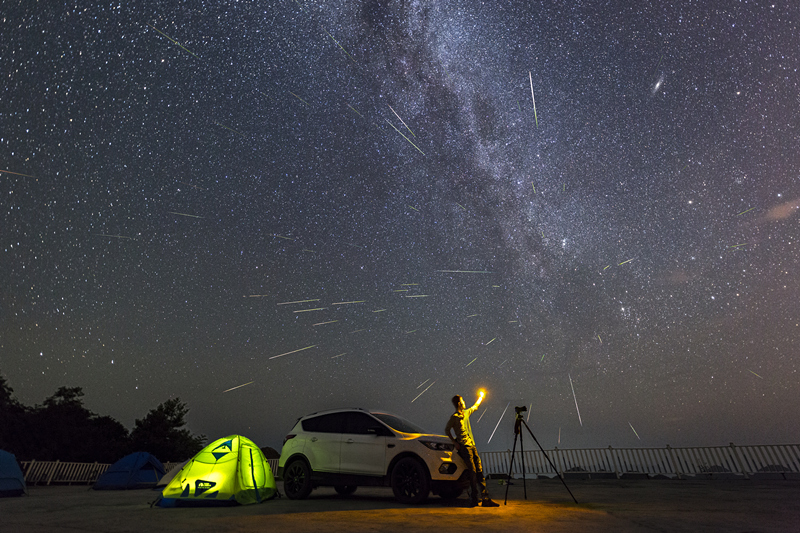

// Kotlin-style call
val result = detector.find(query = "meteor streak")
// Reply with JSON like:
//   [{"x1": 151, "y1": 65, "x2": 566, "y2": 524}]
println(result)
[
  {"x1": 629, "y1": 422, "x2": 641, "y2": 440},
  {"x1": 331, "y1": 353, "x2": 345, "y2": 359},
  {"x1": 456, "y1": 203, "x2": 467, "y2": 211},
  {"x1": 323, "y1": 28, "x2": 356, "y2": 63},
  {"x1": 332, "y1": 300, "x2": 365, "y2": 305},
  {"x1": 477, "y1": 408, "x2": 488, "y2": 423},
  {"x1": 466, "y1": 357, "x2": 478, "y2": 367},
  {"x1": 730, "y1": 243, "x2": 748, "y2": 249},
  {"x1": 737, "y1": 207, "x2": 756, "y2": 216},
  {"x1": 1, "y1": 169, "x2": 35, "y2": 178},
  {"x1": 168, "y1": 211, "x2": 202, "y2": 218},
  {"x1": 529, "y1": 72, "x2": 538, "y2": 127},
  {"x1": 618, "y1": 258, "x2": 634, "y2": 266},
  {"x1": 569, "y1": 374, "x2": 583, "y2": 426},
  {"x1": 407, "y1": 205, "x2": 420, "y2": 212},
  {"x1": 214, "y1": 121, "x2": 245, "y2": 136},
  {"x1": 347, "y1": 104, "x2": 364, "y2": 118},
  {"x1": 435, "y1": 270, "x2": 493, "y2": 274},
  {"x1": 269, "y1": 345, "x2": 317, "y2": 359},
  {"x1": 417, "y1": 379, "x2": 430, "y2": 389},
  {"x1": 147, "y1": 24, "x2": 199, "y2": 58},
  {"x1": 313, "y1": 320, "x2": 338, "y2": 326},
  {"x1": 288, "y1": 91, "x2": 310, "y2": 105},
  {"x1": 405, "y1": 294, "x2": 429, "y2": 298},
  {"x1": 484, "y1": 338, "x2": 496, "y2": 345},
  {"x1": 222, "y1": 381, "x2": 254, "y2": 393},
  {"x1": 271, "y1": 234, "x2": 295, "y2": 240},
  {"x1": 388, "y1": 105, "x2": 416, "y2": 137},
  {"x1": 488, "y1": 402, "x2": 510, "y2": 443},
  {"x1": 372, "y1": 309, "x2": 387, "y2": 313},
  {"x1": 385, "y1": 119, "x2": 425, "y2": 155},
  {"x1": 749, "y1": 370, "x2": 763, "y2": 379},
  {"x1": 278, "y1": 299, "x2": 320, "y2": 305},
  {"x1": 94, "y1": 234, "x2": 133, "y2": 240},
  {"x1": 293, "y1": 307, "x2": 326, "y2": 313},
  {"x1": 411, "y1": 380, "x2": 436, "y2": 403}
]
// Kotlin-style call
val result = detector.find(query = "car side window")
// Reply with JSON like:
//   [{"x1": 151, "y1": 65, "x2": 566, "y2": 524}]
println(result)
[
  {"x1": 302, "y1": 413, "x2": 347, "y2": 433},
  {"x1": 343, "y1": 412, "x2": 392, "y2": 436}
]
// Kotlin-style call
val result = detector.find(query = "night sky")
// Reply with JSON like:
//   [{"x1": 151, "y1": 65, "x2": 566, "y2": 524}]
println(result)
[{"x1": 2, "y1": 1, "x2": 799, "y2": 453}]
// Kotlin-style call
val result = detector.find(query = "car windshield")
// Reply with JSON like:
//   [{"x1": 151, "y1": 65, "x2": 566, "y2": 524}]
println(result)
[{"x1": 371, "y1": 412, "x2": 429, "y2": 434}]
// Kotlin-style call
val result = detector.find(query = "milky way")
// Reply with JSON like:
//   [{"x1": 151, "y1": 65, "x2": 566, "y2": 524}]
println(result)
[{"x1": 2, "y1": 1, "x2": 799, "y2": 451}]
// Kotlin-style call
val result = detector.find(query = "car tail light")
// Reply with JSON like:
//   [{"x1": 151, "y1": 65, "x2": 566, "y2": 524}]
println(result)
[{"x1": 283, "y1": 434, "x2": 296, "y2": 446}]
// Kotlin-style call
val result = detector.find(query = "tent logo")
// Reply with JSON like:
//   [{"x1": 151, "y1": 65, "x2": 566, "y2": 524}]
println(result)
[
  {"x1": 194, "y1": 479, "x2": 217, "y2": 496},
  {"x1": 211, "y1": 439, "x2": 234, "y2": 460}
]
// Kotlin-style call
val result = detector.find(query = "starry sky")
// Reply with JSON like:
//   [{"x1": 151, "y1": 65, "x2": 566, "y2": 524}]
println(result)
[{"x1": 2, "y1": 1, "x2": 799, "y2": 453}]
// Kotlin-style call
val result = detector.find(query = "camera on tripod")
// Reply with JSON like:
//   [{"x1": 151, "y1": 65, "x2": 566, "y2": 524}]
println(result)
[{"x1": 514, "y1": 405, "x2": 527, "y2": 415}]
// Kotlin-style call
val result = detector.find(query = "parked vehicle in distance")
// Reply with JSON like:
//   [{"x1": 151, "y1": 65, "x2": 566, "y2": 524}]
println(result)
[{"x1": 277, "y1": 408, "x2": 468, "y2": 504}]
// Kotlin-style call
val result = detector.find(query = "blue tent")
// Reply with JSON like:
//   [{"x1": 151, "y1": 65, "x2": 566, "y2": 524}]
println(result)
[
  {"x1": 93, "y1": 452, "x2": 165, "y2": 490},
  {"x1": 0, "y1": 450, "x2": 26, "y2": 497}
]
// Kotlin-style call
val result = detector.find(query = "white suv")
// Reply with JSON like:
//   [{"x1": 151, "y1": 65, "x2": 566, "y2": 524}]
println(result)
[{"x1": 277, "y1": 408, "x2": 468, "y2": 504}]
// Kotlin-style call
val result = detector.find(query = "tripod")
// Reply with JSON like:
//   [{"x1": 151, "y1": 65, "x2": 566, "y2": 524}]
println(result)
[{"x1": 503, "y1": 410, "x2": 578, "y2": 505}]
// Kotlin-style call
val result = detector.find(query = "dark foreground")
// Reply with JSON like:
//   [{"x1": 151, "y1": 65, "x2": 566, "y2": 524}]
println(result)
[{"x1": 2, "y1": 479, "x2": 799, "y2": 532}]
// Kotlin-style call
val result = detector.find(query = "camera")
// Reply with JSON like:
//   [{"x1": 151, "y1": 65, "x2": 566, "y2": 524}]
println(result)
[{"x1": 514, "y1": 405, "x2": 527, "y2": 414}]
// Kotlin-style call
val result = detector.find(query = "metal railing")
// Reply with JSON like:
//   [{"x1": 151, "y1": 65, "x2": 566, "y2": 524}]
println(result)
[
  {"x1": 481, "y1": 443, "x2": 800, "y2": 479},
  {"x1": 19, "y1": 445, "x2": 799, "y2": 485},
  {"x1": 20, "y1": 459, "x2": 281, "y2": 486}
]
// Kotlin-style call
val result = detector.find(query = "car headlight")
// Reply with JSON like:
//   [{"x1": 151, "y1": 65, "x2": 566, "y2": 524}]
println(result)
[{"x1": 420, "y1": 440, "x2": 454, "y2": 451}]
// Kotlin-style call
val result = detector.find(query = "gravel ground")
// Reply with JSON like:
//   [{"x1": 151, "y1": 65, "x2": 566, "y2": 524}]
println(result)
[{"x1": 2, "y1": 478, "x2": 799, "y2": 532}]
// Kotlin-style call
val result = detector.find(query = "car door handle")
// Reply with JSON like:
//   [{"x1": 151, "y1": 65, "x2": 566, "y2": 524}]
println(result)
[
  {"x1": 387, "y1": 444, "x2": 396, "y2": 448},
  {"x1": 345, "y1": 439, "x2": 354, "y2": 444}
]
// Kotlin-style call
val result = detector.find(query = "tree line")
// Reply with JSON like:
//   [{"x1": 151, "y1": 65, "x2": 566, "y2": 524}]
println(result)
[{"x1": 0, "y1": 373, "x2": 205, "y2": 463}]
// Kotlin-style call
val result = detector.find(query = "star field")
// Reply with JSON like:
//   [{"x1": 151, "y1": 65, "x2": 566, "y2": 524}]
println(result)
[{"x1": 2, "y1": 1, "x2": 799, "y2": 451}]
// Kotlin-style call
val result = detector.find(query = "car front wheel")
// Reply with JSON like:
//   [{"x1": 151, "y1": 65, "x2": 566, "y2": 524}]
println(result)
[
  {"x1": 391, "y1": 457, "x2": 430, "y2": 504},
  {"x1": 283, "y1": 459, "x2": 313, "y2": 499}
]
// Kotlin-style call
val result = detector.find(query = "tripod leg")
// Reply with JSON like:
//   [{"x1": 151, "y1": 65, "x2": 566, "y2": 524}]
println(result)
[
  {"x1": 504, "y1": 431, "x2": 519, "y2": 505},
  {"x1": 521, "y1": 420, "x2": 578, "y2": 504},
  {"x1": 519, "y1": 429, "x2": 527, "y2": 500}
]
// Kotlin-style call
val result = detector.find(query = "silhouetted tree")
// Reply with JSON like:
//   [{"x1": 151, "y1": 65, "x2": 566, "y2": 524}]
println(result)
[
  {"x1": 129, "y1": 398, "x2": 205, "y2": 461},
  {"x1": 0, "y1": 373, "x2": 206, "y2": 463},
  {"x1": 0, "y1": 374, "x2": 28, "y2": 453}
]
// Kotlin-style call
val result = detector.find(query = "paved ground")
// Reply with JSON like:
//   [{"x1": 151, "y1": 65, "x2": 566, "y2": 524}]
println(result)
[{"x1": 2, "y1": 478, "x2": 799, "y2": 532}]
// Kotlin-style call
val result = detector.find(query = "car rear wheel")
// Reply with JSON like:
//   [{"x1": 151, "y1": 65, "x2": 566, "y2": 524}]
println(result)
[
  {"x1": 283, "y1": 459, "x2": 313, "y2": 499},
  {"x1": 391, "y1": 457, "x2": 430, "y2": 504},
  {"x1": 334, "y1": 484, "x2": 357, "y2": 496}
]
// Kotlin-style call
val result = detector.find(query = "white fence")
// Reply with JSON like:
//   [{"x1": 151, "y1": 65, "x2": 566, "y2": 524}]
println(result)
[
  {"x1": 482, "y1": 443, "x2": 800, "y2": 480},
  {"x1": 20, "y1": 459, "x2": 281, "y2": 486},
  {"x1": 19, "y1": 444, "x2": 800, "y2": 485}
]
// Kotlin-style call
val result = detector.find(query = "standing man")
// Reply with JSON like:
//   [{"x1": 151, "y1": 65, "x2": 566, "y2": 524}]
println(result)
[{"x1": 445, "y1": 390, "x2": 499, "y2": 507}]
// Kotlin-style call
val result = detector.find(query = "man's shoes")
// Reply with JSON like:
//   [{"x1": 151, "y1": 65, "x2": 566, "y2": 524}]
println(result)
[{"x1": 481, "y1": 498, "x2": 500, "y2": 507}]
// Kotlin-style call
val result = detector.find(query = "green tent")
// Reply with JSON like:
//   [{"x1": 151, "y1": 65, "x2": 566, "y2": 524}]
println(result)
[{"x1": 157, "y1": 435, "x2": 277, "y2": 507}]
